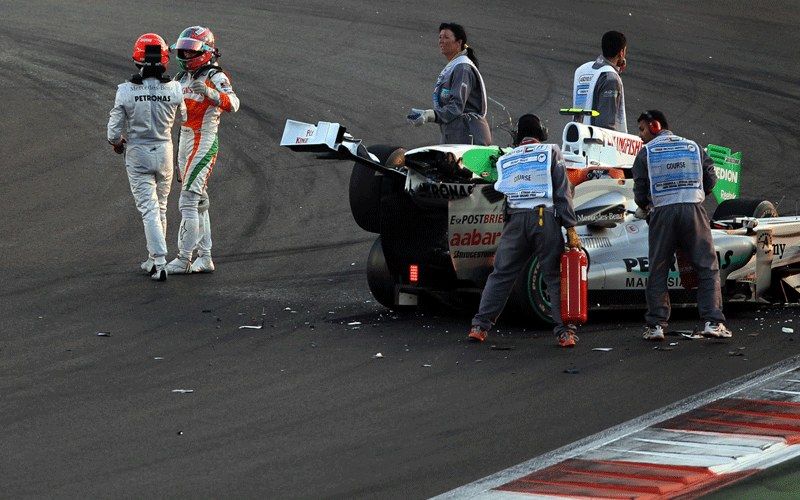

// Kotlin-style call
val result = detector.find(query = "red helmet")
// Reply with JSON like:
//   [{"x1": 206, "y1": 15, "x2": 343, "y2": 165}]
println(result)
[
  {"x1": 132, "y1": 33, "x2": 169, "y2": 67},
  {"x1": 171, "y1": 26, "x2": 219, "y2": 71}
]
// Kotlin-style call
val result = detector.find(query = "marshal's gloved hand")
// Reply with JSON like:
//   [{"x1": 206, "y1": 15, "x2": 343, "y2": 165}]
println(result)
[
  {"x1": 408, "y1": 108, "x2": 435, "y2": 126},
  {"x1": 190, "y1": 79, "x2": 220, "y2": 104},
  {"x1": 565, "y1": 226, "x2": 581, "y2": 251}
]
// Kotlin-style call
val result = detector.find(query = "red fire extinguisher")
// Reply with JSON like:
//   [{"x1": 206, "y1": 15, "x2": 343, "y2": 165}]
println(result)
[{"x1": 561, "y1": 248, "x2": 588, "y2": 325}]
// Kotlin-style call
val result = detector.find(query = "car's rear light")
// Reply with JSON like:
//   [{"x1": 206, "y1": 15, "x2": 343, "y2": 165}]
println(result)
[{"x1": 409, "y1": 265, "x2": 419, "y2": 282}]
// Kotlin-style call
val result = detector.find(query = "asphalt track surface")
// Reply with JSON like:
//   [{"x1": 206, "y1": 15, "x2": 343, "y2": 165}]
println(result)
[{"x1": 2, "y1": 1, "x2": 800, "y2": 499}]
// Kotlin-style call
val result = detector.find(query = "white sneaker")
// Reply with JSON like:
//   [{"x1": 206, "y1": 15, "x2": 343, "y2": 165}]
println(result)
[
  {"x1": 191, "y1": 255, "x2": 215, "y2": 273},
  {"x1": 703, "y1": 322, "x2": 732, "y2": 338},
  {"x1": 151, "y1": 264, "x2": 167, "y2": 281},
  {"x1": 643, "y1": 325, "x2": 665, "y2": 340},
  {"x1": 141, "y1": 258, "x2": 155, "y2": 274},
  {"x1": 166, "y1": 257, "x2": 192, "y2": 274}
]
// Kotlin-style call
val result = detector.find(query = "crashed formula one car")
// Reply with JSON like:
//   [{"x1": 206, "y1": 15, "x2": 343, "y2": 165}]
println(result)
[{"x1": 281, "y1": 116, "x2": 800, "y2": 324}]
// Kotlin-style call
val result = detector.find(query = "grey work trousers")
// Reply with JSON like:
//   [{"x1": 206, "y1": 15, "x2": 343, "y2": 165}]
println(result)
[
  {"x1": 471, "y1": 208, "x2": 573, "y2": 336},
  {"x1": 645, "y1": 203, "x2": 725, "y2": 327}
]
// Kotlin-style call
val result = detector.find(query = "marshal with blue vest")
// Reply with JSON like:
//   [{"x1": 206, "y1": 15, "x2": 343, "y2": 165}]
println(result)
[
  {"x1": 469, "y1": 114, "x2": 582, "y2": 348},
  {"x1": 631, "y1": 109, "x2": 731, "y2": 341},
  {"x1": 644, "y1": 134, "x2": 705, "y2": 207}
]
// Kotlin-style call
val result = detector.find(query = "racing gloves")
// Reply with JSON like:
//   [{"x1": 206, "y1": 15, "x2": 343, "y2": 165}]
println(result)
[
  {"x1": 408, "y1": 108, "x2": 435, "y2": 126},
  {"x1": 109, "y1": 138, "x2": 126, "y2": 154},
  {"x1": 190, "y1": 79, "x2": 221, "y2": 105}
]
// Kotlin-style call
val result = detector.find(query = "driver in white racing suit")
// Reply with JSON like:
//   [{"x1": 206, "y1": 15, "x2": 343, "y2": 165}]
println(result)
[
  {"x1": 166, "y1": 26, "x2": 239, "y2": 274},
  {"x1": 107, "y1": 33, "x2": 187, "y2": 281}
]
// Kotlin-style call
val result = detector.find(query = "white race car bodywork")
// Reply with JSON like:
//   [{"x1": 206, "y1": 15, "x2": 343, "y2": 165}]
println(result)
[
  {"x1": 281, "y1": 118, "x2": 800, "y2": 321},
  {"x1": 561, "y1": 121, "x2": 643, "y2": 171}
]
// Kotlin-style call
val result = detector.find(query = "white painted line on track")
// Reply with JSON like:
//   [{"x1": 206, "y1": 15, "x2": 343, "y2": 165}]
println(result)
[{"x1": 429, "y1": 353, "x2": 800, "y2": 500}]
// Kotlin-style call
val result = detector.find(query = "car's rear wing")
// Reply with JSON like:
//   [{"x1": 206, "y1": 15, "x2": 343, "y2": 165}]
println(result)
[
  {"x1": 280, "y1": 120, "x2": 406, "y2": 180},
  {"x1": 708, "y1": 144, "x2": 741, "y2": 203}
]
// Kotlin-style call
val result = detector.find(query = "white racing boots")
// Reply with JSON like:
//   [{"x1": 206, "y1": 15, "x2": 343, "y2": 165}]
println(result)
[
  {"x1": 166, "y1": 190, "x2": 215, "y2": 275},
  {"x1": 141, "y1": 258, "x2": 168, "y2": 281}
]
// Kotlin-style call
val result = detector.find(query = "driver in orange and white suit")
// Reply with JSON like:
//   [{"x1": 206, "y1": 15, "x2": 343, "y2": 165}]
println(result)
[{"x1": 166, "y1": 26, "x2": 239, "y2": 275}]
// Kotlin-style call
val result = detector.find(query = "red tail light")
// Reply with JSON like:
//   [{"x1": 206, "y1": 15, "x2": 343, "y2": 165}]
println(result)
[{"x1": 409, "y1": 265, "x2": 419, "y2": 282}]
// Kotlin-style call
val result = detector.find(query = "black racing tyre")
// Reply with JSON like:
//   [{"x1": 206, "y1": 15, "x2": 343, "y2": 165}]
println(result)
[
  {"x1": 713, "y1": 199, "x2": 778, "y2": 220},
  {"x1": 366, "y1": 236, "x2": 397, "y2": 309},
  {"x1": 348, "y1": 144, "x2": 404, "y2": 233},
  {"x1": 507, "y1": 254, "x2": 555, "y2": 325}
]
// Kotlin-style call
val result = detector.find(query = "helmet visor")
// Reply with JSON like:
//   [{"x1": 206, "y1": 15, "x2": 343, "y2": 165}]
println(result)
[{"x1": 173, "y1": 37, "x2": 212, "y2": 52}]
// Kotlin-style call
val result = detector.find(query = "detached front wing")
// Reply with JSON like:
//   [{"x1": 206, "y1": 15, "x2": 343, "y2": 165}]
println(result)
[{"x1": 280, "y1": 119, "x2": 406, "y2": 181}]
